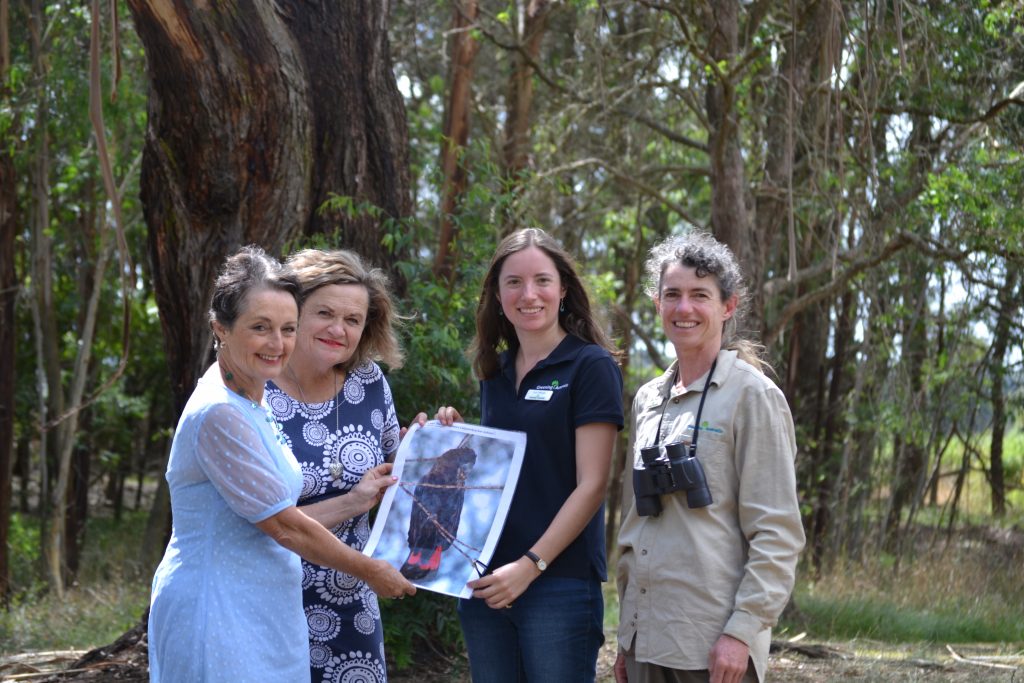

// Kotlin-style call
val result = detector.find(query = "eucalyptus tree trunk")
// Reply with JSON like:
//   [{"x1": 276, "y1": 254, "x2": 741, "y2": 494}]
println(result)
[
  {"x1": 697, "y1": 0, "x2": 749, "y2": 267},
  {"x1": 502, "y1": 0, "x2": 551, "y2": 178},
  {"x1": 435, "y1": 0, "x2": 479, "y2": 284},
  {"x1": 27, "y1": 0, "x2": 65, "y2": 592},
  {"x1": 604, "y1": 220, "x2": 648, "y2": 557},
  {"x1": 884, "y1": 254, "x2": 929, "y2": 550},
  {"x1": 0, "y1": 145, "x2": 15, "y2": 603},
  {"x1": 126, "y1": 0, "x2": 412, "y2": 413},
  {"x1": 988, "y1": 270, "x2": 1019, "y2": 517},
  {"x1": 43, "y1": 231, "x2": 113, "y2": 597}
]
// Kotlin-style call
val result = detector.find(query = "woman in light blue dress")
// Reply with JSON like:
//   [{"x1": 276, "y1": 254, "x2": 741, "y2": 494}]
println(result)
[
  {"x1": 148, "y1": 247, "x2": 415, "y2": 682},
  {"x1": 266, "y1": 249, "x2": 405, "y2": 683}
]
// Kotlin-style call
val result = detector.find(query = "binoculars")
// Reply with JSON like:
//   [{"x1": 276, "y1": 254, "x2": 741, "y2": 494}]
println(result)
[{"x1": 632, "y1": 441, "x2": 713, "y2": 516}]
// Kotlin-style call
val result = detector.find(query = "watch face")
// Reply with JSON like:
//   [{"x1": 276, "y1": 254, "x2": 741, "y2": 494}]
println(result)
[{"x1": 537, "y1": 559, "x2": 548, "y2": 571}]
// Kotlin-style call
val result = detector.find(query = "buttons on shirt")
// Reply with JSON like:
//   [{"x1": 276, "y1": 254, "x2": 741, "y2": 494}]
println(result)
[{"x1": 641, "y1": 549, "x2": 648, "y2": 556}]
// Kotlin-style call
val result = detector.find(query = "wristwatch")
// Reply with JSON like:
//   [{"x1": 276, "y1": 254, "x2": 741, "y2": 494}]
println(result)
[{"x1": 524, "y1": 550, "x2": 547, "y2": 572}]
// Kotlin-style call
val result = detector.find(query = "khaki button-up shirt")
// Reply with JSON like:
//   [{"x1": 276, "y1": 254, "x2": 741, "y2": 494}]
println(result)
[{"x1": 616, "y1": 350, "x2": 804, "y2": 681}]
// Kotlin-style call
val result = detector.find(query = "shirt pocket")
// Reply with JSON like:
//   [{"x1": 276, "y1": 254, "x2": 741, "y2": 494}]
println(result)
[{"x1": 692, "y1": 432, "x2": 735, "y2": 503}]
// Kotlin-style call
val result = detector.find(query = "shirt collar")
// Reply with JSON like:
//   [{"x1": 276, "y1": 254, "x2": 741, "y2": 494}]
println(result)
[
  {"x1": 499, "y1": 334, "x2": 586, "y2": 382},
  {"x1": 646, "y1": 349, "x2": 736, "y2": 406}
]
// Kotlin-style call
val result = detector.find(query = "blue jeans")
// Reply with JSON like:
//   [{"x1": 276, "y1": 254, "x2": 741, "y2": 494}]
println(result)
[{"x1": 458, "y1": 576, "x2": 604, "y2": 683}]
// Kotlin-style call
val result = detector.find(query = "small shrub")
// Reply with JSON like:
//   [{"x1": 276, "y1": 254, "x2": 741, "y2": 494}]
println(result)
[{"x1": 381, "y1": 591, "x2": 464, "y2": 671}]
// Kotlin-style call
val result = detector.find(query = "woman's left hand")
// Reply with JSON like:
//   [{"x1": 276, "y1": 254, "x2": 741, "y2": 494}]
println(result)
[
  {"x1": 708, "y1": 634, "x2": 750, "y2": 683},
  {"x1": 466, "y1": 557, "x2": 538, "y2": 609},
  {"x1": 350, "y1": 462, "x2": 397, "y2": 511}
]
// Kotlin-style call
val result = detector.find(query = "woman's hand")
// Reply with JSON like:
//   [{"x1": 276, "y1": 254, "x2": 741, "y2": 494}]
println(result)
[
  {"x1": 365, "y1": 558, "x2": 417, "y2": 600},
  {"x1": 613, "y1": 650, "x2": 628, "y2": 683},
  {"x1": 349, "y1": 462, "x2": 397, "y2": 511},
  {"x1": 399, "y1": 412, "x2": 430, "y2": 441},
  {"x1": 708, "y1": 634, "x2": 750, "y2": 683},
  {"x1": 435, "y1": 406, "x2": 463, "y2": 425},
  {"x1": 466, "y1": 556, "x2": 538, "y2": 609}
]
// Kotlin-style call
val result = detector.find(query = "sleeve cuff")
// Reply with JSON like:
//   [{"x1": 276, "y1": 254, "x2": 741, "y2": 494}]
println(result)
[{"x1": 722, "y1": 609, "x2": 767, "y2": 647}]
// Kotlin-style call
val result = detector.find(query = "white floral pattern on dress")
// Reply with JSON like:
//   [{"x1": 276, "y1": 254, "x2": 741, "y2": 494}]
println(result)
[
  {"x1": 323, "y1": 424, "x2": 380, "y2": 488},
  {"x1": 309, "y1": 643, "x2": 333, "y2": 669},
  {"x1": 322, "y1": 650, "x2": 385, "y2": 683},
  {"x1": 266, "y1": 361, "x2": 399, "y2": 683},
  {"x1": 306, "y1": 605, "x2": 343, "y2": 642},
  {"x1": 303, "y1": 420, "x2": 331, "y2": 446}
]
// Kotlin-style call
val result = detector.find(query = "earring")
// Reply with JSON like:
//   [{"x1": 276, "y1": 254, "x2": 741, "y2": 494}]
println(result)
[
  {"x1": 498, "y1": 308, "x2": 504, "y2": 317},
  {"x1": 559, "y1": 298, "x2": 565, "y2": 313}
]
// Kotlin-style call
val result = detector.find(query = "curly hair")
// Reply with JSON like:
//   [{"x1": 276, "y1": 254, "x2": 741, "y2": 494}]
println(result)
[
  {"x1": 644, "y1": 231, "x2": 767, "y2": 372},
  {"x1": 285, "y1": 248, "x2": 404, "y2": 372}
]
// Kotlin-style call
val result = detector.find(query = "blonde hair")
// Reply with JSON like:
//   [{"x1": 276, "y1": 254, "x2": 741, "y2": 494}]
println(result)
[{"x1": 286, "y1": 249, "x2": 404, "y2": 371}]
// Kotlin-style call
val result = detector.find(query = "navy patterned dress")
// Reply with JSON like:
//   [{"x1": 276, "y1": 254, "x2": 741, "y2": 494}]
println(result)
[{"x1": 266, "y1": 361, "x2": 400, "y2": 683}]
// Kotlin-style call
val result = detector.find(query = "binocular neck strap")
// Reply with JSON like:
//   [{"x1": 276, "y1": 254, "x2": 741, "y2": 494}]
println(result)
[
  {"x1": 654, "y1": 359, "x2": 717, "y2": 454},
  {"x1": 688, "y1": 360, "x2": 717, "y2": 457}
]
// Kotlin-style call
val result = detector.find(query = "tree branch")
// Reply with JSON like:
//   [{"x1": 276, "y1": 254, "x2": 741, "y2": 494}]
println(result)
[
  {"x1": 534, "y1": 157, "x2": 706, "y2": 229},
  {"x1": 762, "y1": 230, "x2": 974, "y2": 346}
]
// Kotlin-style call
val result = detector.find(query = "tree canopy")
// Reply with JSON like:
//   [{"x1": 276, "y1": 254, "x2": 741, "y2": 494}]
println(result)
[{"x1": 1, "y1": 0, "x2": 1022, "y2": 615}]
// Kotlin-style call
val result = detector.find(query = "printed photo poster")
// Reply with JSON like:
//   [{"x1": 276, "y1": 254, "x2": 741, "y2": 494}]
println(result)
[{"x1": 363, "y1": 420, "x2": 526, "y2": 599}]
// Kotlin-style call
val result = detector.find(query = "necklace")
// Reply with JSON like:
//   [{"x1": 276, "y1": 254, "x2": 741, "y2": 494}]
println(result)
[
  {"x1": 223, "y1": 366, "x2": 286, "y2": 444},
  {"x1": 289, "y1": 367, "x2": 344, "y2": 481},
  {"x1": 222, "y1": 368, "x2": 258, "y2": 408}
]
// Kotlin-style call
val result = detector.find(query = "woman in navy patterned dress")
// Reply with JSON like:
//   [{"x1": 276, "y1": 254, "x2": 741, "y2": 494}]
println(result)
[{"x1": 266, "y1": 248, "x2": 404, "y2": 683}]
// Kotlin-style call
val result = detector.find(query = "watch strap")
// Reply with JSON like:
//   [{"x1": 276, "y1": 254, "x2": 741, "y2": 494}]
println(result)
[{"x1": 524, "y1": 550, "x2": 547, "y2": 571}]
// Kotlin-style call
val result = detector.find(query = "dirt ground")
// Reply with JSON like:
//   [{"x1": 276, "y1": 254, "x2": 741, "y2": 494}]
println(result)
[
  {"x1": 388, "y1": 638, "x2": 1024, "y2": 683},
  {"x1": 3, "y1": 627, "x2": 1021, "y2": 682}
]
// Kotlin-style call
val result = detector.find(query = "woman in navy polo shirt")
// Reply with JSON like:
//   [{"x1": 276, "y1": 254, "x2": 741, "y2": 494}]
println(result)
[{"x1": 436, "y1": 227, "x2": 624, "y2": 683}]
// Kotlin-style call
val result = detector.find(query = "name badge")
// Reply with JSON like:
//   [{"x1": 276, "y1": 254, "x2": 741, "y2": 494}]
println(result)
[{"x1": 524, "y1": 389, "x2": 554, "y2": 401}]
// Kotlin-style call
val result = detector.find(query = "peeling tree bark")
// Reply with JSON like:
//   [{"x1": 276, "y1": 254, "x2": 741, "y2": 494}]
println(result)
[{"x1": 126, "y1": 0, "x2": 412, "y2": 412}]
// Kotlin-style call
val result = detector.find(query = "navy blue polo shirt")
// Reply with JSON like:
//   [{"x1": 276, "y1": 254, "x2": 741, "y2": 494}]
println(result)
[{"x1": 481, "y1": 334, "x2": 624, "y2": 581}]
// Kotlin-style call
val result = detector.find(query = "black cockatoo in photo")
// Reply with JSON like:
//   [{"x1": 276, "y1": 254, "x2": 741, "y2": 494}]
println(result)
[{"x1": 400, "y1": 436, "x2": 478, "y2": 580}]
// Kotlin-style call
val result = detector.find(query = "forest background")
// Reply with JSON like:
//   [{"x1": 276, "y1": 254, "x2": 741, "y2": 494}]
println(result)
[{"x1": 1, "y1": 0, "x2": 1023, "y2": 679}]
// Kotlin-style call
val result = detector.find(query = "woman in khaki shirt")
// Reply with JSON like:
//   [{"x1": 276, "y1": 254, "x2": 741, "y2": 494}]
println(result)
[{"x1": 614, "y1": 232, "x2": 804, "y2": 683}]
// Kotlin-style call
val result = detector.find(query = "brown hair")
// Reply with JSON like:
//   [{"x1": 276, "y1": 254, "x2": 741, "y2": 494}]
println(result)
[
  {"x1": 469, "y1": 228, "x2": 618, "y2": 379},
  {"x1": 286, "y1": 248, "x2": 404, "y2": 371}
]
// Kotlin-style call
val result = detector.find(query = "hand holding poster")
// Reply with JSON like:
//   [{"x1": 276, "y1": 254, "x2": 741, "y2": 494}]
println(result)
[{"x1": 363, "y1": 421, "x2": 526, "y2": 598}]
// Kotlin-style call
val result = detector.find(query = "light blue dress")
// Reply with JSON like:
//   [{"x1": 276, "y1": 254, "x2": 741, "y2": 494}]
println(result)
[{"x1": 148, "y1": 363, "x2": 309, "y2": 682}]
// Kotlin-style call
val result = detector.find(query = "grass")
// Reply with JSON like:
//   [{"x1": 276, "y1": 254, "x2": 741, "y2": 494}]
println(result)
[
  {"x1": 784, "y1": 533, "x2": 1024, "y2": 645},
  {"x1": 0, "y1": 581, "x2": 150, "y2": 656},
  {"x1": 3, "y1": 496, "x2": 1022, "y2": 672},
  {"x1": 0, "y1": 510, "x2": 152, "y2": 657}
]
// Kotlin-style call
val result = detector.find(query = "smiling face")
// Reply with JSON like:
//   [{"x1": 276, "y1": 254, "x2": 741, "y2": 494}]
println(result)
[
  {"x1": 497, "y1": 246, "x2": 566, "y2": 341},
  {"x1": 213, "y1": 287, "x2": 298, "y2": 393},
  {"x1": 655, "y1": 263, "x2": 737, "y2": 359},
  {"x1": 295, "y1": 283, "x2": 369, "y2": 372}
]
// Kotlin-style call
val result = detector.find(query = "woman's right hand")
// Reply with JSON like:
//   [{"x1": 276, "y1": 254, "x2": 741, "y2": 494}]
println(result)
[
  {"x1": 365, "y1": 558, "x2": 417, "y2": 600},
  {"x1": 435, "y1": 406, "x2": 463, "y2": 425}
]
